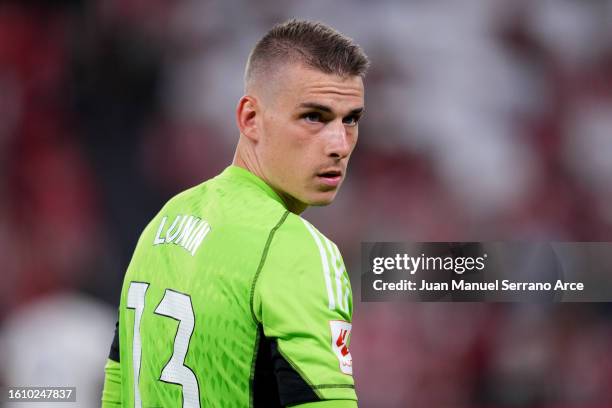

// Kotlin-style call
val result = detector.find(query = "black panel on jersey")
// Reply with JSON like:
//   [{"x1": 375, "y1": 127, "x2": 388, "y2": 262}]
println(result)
[
  {"x1": 251, "y1": 326, "x2": 320, "y2": 407},
  {"x1": 108, "y1": 320, "x2": 120, "y2": 362},
  {"x1": 252, "y1": 327, "x2": 281, "y2": 407},
  {"x1": 271, "y1": 339, "x2": 321, "y2": 406}
]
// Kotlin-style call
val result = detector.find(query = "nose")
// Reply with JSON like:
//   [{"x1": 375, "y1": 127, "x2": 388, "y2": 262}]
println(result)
[{"x1": 325, "y1": 120, "x2": 354, "y2": 160}]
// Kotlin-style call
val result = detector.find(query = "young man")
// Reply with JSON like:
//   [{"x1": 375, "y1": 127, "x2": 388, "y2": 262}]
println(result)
[{"x1": 102, "y1": 19, "x2": 368, "y2": 408}]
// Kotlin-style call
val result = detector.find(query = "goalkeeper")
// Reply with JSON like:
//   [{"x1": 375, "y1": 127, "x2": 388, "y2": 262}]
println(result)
[{"x1": 102, "y1": 19, "x2": 368, "y2": 408}]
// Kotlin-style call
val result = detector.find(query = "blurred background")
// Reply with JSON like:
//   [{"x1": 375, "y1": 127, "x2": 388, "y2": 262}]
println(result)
[{"x1": 1, "y1": 0, "x2": 612, "y2": 406}]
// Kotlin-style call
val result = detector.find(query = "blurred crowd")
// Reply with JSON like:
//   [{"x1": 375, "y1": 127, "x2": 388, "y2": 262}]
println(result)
[{"x1": 1, "y1": 0, "x2": 611, "y2": 406}]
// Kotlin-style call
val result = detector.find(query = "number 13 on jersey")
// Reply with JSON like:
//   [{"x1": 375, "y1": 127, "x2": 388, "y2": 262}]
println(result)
[{"x1": 127, "y1": 281, "x2": 201, "y2": 408}]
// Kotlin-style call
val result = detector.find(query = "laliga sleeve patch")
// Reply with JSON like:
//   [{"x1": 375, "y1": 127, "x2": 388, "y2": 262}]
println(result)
[{"x1": 329, "y1": 320, "x2": 353, "y2": 375}]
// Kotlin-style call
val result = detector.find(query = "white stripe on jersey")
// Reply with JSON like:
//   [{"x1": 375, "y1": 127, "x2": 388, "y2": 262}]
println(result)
[
  {"x1": 332, "y1": 243, "x2": 350, "y2": 313},
  {"x1": 302, "y1": 219, "x2": 336, "y2": 310},
  {"x1": 323, "y1": 237, "x2": 345, "y2": 313}
]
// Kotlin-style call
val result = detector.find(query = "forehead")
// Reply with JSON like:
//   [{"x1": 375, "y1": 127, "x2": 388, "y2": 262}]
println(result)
[{"x1": 274, "y1": 63, "x2": 364, "y2": 111}]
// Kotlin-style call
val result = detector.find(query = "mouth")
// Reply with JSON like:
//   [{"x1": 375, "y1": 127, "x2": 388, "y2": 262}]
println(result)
[{"x1": 316, "y1": 169, "x2": 343, "y2": 187}]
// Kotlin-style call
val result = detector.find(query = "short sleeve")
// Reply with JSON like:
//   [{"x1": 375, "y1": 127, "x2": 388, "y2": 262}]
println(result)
[{"x1": 253, "y1": 216, "x2": 356, "y2": 406}]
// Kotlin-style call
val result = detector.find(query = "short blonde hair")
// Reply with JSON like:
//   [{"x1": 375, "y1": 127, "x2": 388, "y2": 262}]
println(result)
[{"x1": 245, "y1": 19, "x2": 369, "y2": 87}]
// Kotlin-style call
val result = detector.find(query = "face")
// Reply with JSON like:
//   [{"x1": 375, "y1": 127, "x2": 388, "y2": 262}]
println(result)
[{"x1": 254, "y1": 63, "x2": 364, "y2": 213}]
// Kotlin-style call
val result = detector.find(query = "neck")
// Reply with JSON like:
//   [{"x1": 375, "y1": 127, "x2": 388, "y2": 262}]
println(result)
[{"x1": 232, "y1": 142, "x2": 307, "y2": 215}]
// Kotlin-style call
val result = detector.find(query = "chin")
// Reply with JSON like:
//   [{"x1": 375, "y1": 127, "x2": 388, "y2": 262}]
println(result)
[{"x1": 307, "y1": 192, "x2": 337, "y2": 207}]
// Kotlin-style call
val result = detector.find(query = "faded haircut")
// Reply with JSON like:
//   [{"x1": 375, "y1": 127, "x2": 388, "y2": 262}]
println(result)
[{"x1": 244, "y1": 19, "x2": 369, "y2": 89}]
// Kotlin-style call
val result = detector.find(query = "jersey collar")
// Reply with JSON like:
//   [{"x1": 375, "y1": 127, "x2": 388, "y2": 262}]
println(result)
[{"x1": 221, "y1": 166, "x2": 287, "y2": 209}]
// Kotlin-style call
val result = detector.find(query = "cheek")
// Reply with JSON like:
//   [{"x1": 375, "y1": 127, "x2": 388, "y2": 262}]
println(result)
[
  {"x1": 263, "y1": 126, "x2": 304, "y2": 171},
  {"x1": 280, "y1": 124, "x2": 315, "y2": 157},
  {"x1": 348, "y1": 130, "x2": 359, "y2": 153},
  {"x1": 261, "y1": 118, "x2": 318, "y2": 173}
]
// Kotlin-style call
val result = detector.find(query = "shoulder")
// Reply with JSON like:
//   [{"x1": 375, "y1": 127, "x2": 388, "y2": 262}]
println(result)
[
  {"x1": 253, "y1": 213, "x2": 352, "y2": 322},
  {"x1": 135, "y1": 182, "x2": 208, "y2": 241},
  {"x1": 271, "y1": 214, "x2": 342, "y2": 266},
  {"x1": 261, "y1": 214, "x2": 347, "y2": 309},
  {"x1": 145, "y1": 174, "x2": 288, "y2": 239}
]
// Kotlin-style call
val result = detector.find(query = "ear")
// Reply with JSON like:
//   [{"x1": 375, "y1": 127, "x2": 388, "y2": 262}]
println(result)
[{"x1": 236, "y1": 95, "x2": 259, "y2": 142}]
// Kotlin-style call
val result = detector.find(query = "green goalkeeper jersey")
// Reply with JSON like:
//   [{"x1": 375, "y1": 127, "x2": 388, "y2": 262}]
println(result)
[{"x1": 107, "y1": 165, "x2": 356, "y2": 407}]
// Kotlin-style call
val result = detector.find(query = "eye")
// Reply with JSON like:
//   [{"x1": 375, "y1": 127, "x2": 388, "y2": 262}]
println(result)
[
  {"x1": 343, "y1": 115, "x2": 360, "y2": 126},
  {"x1": 303, "y1": 112, "x2": 322, "y2": 123}
]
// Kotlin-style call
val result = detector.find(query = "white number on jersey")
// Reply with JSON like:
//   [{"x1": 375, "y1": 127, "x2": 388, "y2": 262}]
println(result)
[{"x1": 127, "y1": 282, "x2": 201, "y2": 408}]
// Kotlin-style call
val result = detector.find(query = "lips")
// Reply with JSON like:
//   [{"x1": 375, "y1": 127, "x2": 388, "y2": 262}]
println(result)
[
  {"x1": 317, "y1": 169, "x2": 343, "y2": 187},
  {"x1": 318, "y1": 169, "x2": 342, "y2": 178}
]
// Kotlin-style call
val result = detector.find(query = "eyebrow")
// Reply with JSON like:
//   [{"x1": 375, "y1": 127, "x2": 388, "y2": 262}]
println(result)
[{"x1": 298, "y1": 102, "x2": 364, "y2": 116}]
